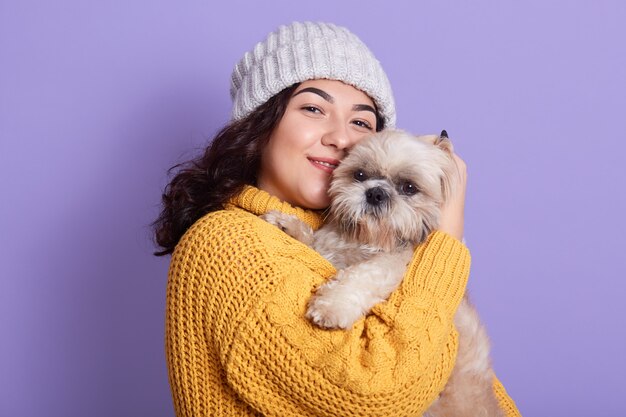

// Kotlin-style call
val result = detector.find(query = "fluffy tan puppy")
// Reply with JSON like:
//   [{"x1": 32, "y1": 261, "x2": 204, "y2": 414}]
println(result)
[{"x1": 262, "y1": 129, "x2": 503, "y2": 416}]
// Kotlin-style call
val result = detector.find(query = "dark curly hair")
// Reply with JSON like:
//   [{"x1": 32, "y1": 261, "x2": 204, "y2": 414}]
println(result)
[{"x1": 153, "y1": 83, "x2": 385, "y2": 256}]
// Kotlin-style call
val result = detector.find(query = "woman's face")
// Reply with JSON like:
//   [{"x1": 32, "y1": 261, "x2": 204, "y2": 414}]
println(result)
[{"x1": 258, "y1": 79, "x2": 378, "y2": 209}]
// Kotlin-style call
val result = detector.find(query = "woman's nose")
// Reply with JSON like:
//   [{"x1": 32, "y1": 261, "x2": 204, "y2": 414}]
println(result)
[{"x1": 321, "y1": 124, "x2": 352, "y2": 150}]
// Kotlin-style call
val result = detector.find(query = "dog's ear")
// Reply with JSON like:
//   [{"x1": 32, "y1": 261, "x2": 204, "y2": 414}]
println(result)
[
  {"x1": 436, "y1": 130, "x2": 458, "y2": 202},
  {"x1": 434, "y1": 130, "x2": 454, "y2": 153},
  {"x1": 411, "y1": 131, "x2": 457, "y2": 202},
  {"x1": 440, "y1": 165, "x2": 455, "y2": 203}
]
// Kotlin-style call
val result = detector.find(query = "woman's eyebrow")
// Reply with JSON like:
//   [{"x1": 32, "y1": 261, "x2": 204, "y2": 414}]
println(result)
[
  {"x1": 293, "y1": 87, "x2": 334, "y2": 103},
  {"x1": 352, "y1": 104, "x2": 376, "y2": 115},
  {"x1": 293, "y1": 88, "x2": 376, "y2": 115}
]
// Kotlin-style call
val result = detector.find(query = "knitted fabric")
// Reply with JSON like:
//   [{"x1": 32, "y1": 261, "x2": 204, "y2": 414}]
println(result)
[
  {"x1": 230, "y1": 21, "x2": 396, "y2": 128},
  {"x1": 165, "y1": 186, "x2": 521, "y2": 416}
]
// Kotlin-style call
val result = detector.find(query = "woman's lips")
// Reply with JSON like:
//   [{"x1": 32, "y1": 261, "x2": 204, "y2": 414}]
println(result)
[{"x1": 308, "y1": 157, "x2": 339, "y2": 174}]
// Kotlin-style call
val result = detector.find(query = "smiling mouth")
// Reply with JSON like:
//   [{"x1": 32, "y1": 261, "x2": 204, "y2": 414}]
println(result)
[
  {"x1": 312, "y1": 160, "x2": 337, "y2": 168},
  {"x1": 308, "y1": 157, "x2": 339, "y2": 172}
]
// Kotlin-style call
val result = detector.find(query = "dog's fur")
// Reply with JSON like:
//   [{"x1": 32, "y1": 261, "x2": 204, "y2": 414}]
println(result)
[{"x1": 262, "y1": 129, "x2": 503, "y2": 416}]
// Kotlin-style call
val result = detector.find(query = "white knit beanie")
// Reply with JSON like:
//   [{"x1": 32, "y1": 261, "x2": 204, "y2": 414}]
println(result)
[{"x1": 230, "y1": 21, "x2": 396, "y2": 128}]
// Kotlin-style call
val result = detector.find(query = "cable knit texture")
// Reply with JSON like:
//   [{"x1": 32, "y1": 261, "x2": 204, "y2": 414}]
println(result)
[{"x1": 165, "y1": 186, "x2": 521, "y2": 416}]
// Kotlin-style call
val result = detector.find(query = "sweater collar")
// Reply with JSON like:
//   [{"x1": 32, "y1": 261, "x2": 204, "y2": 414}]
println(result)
[{"x1": 228, "y1": 185, "x2": 325, "y2": 231}]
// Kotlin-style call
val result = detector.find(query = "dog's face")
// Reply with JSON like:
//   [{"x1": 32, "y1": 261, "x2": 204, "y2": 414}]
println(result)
[{"x1": 327, "y1": 129, "x2": 456, "y2": 250}]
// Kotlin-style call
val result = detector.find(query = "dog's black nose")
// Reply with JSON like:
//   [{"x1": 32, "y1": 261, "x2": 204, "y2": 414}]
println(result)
[{"x1": 365, "y1": 187, "x2": 389, "y2": 206}]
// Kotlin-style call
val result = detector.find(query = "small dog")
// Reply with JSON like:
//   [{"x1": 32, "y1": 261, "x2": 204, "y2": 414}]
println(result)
[{"x1": 262, "y1": 129, "x2": 504, "y2": 416}]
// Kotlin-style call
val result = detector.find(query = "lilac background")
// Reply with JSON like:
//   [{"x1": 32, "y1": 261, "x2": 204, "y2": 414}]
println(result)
[{"x1": 1, "y1": 1, "x2": 625, "y2": 416}]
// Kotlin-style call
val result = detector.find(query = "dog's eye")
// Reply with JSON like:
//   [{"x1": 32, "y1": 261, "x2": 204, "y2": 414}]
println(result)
[
  {"x1": 400, "y1": 181, "x2": 419, "y2": 196},
  {"x1": 353, "y1": 170, "x2": 368, "y2": 182}
]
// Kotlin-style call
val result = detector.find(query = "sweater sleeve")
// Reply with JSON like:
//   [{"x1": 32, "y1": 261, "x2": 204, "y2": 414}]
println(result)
[
  {"x1": 167, "y1": 210, "x2": 470, "y2": 416},
  {"x1": 493, "y1": 376, "x2": 522, "y2": 417}
]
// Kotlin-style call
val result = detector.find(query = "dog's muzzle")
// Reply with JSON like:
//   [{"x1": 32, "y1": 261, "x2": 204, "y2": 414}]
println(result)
[{"x1": 365, "y1": 186, "x2": 389, "y2": 207}]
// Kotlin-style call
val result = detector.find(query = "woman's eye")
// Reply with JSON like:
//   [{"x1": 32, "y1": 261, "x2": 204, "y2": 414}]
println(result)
[
  {"x1": 353, "y1": 170, "x2": 368, "y2": 182},
  {"x1": 400, "y1": 181, "x2": 419, "y2": 195},
  {"x1": 353, "y1": 119, "x2": 373, "y2": 130},
  {"x1": 302, "y1": 106, "x2": 322, "y2": 114}
]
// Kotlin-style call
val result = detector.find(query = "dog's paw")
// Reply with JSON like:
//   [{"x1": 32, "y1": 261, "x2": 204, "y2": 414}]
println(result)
[
  {"x1": 260, "y1": 210, "x2": 291, "y2": 230},
  {"x1": 260, "y1": 211, "x2": 314, "y2": 245},
  {"x1": 306, "y1": 299, "x2": 357, "y2": 330},
  {"x1": 306, "y1": 282, "x2": 364, "y2": 329}
]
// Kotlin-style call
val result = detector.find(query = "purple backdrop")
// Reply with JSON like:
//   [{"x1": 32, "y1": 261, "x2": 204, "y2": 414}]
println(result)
[{"x1": 1, "y1": 1, "x2": 625, "y2": 416}]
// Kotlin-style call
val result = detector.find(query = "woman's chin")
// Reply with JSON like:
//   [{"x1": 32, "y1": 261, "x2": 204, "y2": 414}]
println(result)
[{"x1": 299, "y1": 189, "x2": 331, "y2": 210}]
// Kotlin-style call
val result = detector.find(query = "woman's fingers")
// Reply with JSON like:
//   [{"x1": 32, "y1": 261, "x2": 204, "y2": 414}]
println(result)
[{"x1": 438, "y1": 152, "x2": 467, "y2": 241}]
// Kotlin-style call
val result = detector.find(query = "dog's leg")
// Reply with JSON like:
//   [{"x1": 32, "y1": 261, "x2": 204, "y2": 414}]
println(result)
[
  {"x1": 423, "y1": 296, "x2": 504, "y2": 417},
  {"x1": 306, "y1": 248, "x2": 413, "y2": 329}
]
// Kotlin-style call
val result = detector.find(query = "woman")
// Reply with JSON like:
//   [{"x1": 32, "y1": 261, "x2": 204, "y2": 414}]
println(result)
[{"x1": 154, "y1": 22, "x2": 520, "y2": 416}]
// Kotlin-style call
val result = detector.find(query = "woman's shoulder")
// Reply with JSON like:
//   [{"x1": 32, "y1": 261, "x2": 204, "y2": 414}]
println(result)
[
  {"x1": 174, "y1": 204, "x2": 320, "y2": 260},
  {"x1": 176, "y1": 207, "x2": 270, "y2": 252},
  {"x1": 172, "y1": 205, "x2": 334, "y2": 277},
  {"x1": 168, "y1": 208, "x2": 276, "y2": 285}
]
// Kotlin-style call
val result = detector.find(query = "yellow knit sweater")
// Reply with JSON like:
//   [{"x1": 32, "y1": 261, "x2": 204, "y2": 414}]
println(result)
[{"x1": 165, "y1": 186, "x2": 521, "y2": 416}]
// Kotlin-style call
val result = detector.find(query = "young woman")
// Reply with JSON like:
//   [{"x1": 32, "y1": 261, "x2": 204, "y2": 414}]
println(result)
[{"x1": 154, "y1": 22, "x2": 520, "y2": 416}]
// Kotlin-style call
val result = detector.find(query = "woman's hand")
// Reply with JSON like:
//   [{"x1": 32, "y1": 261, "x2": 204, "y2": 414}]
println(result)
[{"x1": 438, "y1": 152, "x2": 467, "y2": 241}]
